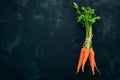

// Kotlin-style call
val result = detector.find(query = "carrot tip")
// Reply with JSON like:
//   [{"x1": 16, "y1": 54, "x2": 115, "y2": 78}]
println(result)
[
  {"x1": 82, "y1": 68, "x2": 84, "y2": 72},
  {"x1": 93, "y1": 72, "x2": 95, "y2": 75},
  {"x1": 76, "y1": 71, "x2": 78, "y2": 74}
]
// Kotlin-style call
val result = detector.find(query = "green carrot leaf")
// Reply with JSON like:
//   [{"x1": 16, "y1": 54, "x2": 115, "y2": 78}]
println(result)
[
  {"x1": 73, "y1": 2, "x2": 79, "y2": 9},
  {"x1": 73, "y1": 2, "x2": 100, "y2": 26}
]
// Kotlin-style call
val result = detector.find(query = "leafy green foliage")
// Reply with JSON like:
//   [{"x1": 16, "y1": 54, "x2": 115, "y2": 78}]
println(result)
[{"x1": 73, "y1": 2, "x2": 100, "y2": 27}]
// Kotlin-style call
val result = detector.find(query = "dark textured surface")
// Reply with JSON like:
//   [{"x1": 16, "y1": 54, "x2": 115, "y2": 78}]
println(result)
[{"x1": 0, "y1": 0, "x2": 120, "y2": 80}]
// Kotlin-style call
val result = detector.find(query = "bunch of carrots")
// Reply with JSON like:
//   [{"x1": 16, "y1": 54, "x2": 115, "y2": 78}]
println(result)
[{"x1": 73, "y1": 2, "x2": 100, "y2": 75}]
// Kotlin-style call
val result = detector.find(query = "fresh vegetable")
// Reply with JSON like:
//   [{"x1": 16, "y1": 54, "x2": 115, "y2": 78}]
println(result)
[
  {"x1": 76, "y1": 48, "x2": 85, "y2": 73},
  {"x1": 73, "y1": 2, "x2": 100, "y2": 75},
  {"x1": 82, "y1": 48, "x2": 89, "y2": 72},
  {"x1": 89, "y1": 49, "x2": 100, "y2": 75}
]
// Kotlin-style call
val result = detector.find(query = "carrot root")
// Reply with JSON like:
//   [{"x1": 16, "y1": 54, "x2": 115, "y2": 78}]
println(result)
[
  {"x1": 82, "y1": 48, "x2": 90, "y2": 72},
  {"x1": 89, "y1": 49, "x2": 100, "y2": 75},
  {"x1": 76, "y1": 48, "x2": 85, "y2": 73}
]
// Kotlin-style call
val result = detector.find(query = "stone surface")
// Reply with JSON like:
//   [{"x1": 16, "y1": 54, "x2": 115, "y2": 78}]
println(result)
[{"x1": 0, "y1": 0, "x2": 120, "y2": 80}]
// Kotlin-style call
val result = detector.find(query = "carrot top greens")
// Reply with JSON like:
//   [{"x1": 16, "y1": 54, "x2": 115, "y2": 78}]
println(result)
[
  {"x1": 73, "y1": 2, "x2": 100, "y2": 25},
  {"x1": 73, "y1": 2, "x2": 100, "y2": 49}
]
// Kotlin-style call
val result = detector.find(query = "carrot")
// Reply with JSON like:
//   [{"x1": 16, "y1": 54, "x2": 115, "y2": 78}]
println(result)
[
  {"x1": 76, "y1": 47, "x2": 86, "y2": 73},
  {"x1": 82, "y1": 48, "x2": 90, "y2": 72},
  {"x1": 73, "y1": 2, "x2": 101, "y2": 75},
  {"x1": 89, "y1": 49, "x2": 100, "y2": 75},
  {"x1": 89, "y1": 49, "x2": 95, "y2": 75}
]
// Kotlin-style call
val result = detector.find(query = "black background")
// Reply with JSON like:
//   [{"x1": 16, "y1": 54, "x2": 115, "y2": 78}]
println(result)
[{"x1": 0, "y1": 0, "x2": 120, "y2": 80}]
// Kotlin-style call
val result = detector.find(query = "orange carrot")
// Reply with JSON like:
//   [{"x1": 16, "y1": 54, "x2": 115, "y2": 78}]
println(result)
[
  {"x1": 82, "y1": 48, "x2": 90, "y2": 72},
  {"x1": 89, "y1": 49, "x2": 100, "y2": 75},
  {"x1": 89, "y1": 49, "x2": 95, "y2": 75},
  {"x1": 76, "y1": 48, "x2": 86, "y2": 73}
]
